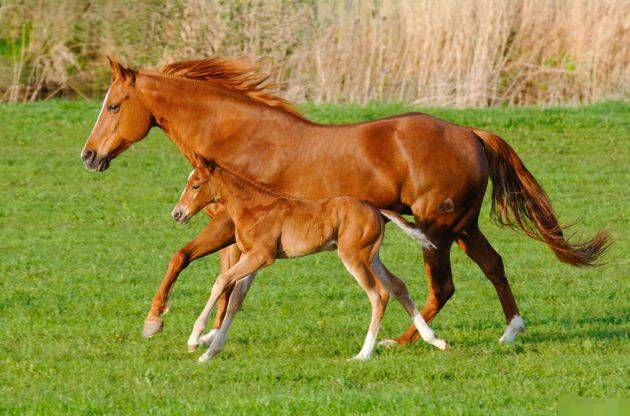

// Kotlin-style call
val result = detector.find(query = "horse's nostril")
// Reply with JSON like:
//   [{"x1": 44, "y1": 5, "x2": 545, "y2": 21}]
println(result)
[
  {"x1": 173, "y1": 211, "x2": 181, "y2": 220},
  {"x1": 82, "y1": 150, "x2": 94, "y2": 163}
]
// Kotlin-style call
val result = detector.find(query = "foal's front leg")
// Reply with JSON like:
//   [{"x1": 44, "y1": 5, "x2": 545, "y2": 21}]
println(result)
[
  {"x1": 187, "y1": 253, "x2": 269, "y2": 353},
  {"x1": 198, "y1": 272, "x2": 256, "y2": 362}
]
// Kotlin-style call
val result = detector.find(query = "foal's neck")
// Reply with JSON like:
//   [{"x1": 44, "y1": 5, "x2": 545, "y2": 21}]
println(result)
[{"x1": 212, "y1": 168, "x2": 278, "y2": 218}]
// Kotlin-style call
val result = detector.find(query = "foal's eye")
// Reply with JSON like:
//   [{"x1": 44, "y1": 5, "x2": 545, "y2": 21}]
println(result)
[
  {"x1": 108, "y1": 104, "x2": 120, "y2": 113},
  {"x1": 192, "y1": 184, "x2": 200, "y2": 190}
]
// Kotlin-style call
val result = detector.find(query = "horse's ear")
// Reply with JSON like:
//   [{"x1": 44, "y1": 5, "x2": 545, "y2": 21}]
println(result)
[
  {"x1": 108, "y1": 56, "x2": 123, "y2": 80},
  {"x1": 108, "y1": 56, "x2": 136, "y2": 85}
]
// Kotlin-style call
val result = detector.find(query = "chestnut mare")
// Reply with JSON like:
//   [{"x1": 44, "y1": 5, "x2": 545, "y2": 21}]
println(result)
[
  {"x1": 173, "y1": 153, "x2": 445, "y2": 361},
  {"x1": 81, "y1": 57, "x2": 609, "y2": 347}
]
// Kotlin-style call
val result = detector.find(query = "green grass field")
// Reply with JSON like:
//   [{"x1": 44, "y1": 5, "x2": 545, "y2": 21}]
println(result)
[{"x1": 0, "y1": 101, "x2": 628, "y2": 415}]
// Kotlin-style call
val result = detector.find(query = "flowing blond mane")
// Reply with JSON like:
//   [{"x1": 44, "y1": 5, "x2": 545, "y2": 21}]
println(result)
[{"x1": 160, "y1": 57, "x2": 302, "y2": 118}]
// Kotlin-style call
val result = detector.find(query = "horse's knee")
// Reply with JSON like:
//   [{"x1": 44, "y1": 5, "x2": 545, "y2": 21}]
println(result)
[
  {"x1": 434, "y1": 280, "x2": 455, "y2": 304},
  {"x1": 484, "y1": 255, "x2": 507, "y2": 285},
  {"x1": 172, "y1": 249, "x2": 190, "y2": 268}
]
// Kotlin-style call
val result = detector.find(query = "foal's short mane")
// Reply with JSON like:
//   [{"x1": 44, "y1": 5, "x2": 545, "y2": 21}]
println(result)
[
  {"x1": 212, "y1": 161, "x2": 302, "y2": 202},
  {"x1": 160, "y1": 57, "x2": 303, "y2": 118}
]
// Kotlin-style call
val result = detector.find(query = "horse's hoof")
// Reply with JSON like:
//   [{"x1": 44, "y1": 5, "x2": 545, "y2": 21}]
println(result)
[
  {"x1": 142, "y1": 318, "x2": 164, "y2": 338},
  {"x1": 348, "y1": 354, "x2": 370, "y2": 362},
  {"x1": 499, "y1": 316, "x2": 525, "y2": 344},
  {"x1": 187, "y1": 343, "x2": 199, "y2": 353},
  {"x1": 378, "y1": 339, "x2": 399, "y2": 349}
]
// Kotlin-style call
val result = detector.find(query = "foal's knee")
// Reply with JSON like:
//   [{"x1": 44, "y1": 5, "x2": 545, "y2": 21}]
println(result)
[{"x1": 379, "y1": 290, "x2": 389, "y2": 306}]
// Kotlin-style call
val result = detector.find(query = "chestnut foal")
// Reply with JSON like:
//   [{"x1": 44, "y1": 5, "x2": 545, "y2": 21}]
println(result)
[{"x1": 173, "y1": 154, "x2": 447, "y2": 362}]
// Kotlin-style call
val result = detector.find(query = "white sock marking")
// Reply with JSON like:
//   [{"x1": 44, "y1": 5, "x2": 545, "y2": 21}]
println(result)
[{"x1": 499, "y1": 315, "x2": 525, "y2": 343}]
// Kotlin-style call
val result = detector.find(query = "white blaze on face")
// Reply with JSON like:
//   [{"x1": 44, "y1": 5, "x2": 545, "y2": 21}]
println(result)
[
  {"x1": 82, "y1": 87, "x2": 111, "y2": 157},
  {"x1": 175, "y1": 170, "x2": 196, "y2": 213}
]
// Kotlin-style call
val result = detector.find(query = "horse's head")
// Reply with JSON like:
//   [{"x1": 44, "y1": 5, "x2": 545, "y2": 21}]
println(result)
[
  {"x1": 81, "y1": 58, "x2": 153, "y2": 171},
  {"x1": 172, "y1": 153, "x2": 218, "y2": 224}
]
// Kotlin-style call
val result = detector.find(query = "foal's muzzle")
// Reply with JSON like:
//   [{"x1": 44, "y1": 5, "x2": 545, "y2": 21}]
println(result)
[{"x1": 81, "y1": 149, "x2": 111, "y2": 172}]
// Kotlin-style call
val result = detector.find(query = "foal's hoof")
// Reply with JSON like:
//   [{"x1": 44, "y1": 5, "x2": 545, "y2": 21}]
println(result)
[
  {"x1": 198, "y1": 329, "x2": 218, "y2": 346},
  {"x1": 198, "y1": 349, "x2": 219, "y2": 362},
  {"x1": 187, "y1": 343, "x2": 199, "y2": 353},
  {"x1": 434, "y1": 338, "x2": 450, "y2": 351},
  {"x1": 142, "y1": 318, "x2": 164, "y2": 338},
  {"x1": 378, "y1": 339, "x2": 399, "y2": 349}
]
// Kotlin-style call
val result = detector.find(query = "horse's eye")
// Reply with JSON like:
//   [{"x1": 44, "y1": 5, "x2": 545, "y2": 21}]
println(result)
[
  {"x1": 108, "y1": 104, "x2": 120, "y2": 113},
  {"x1": 192, "y1": 184, "x2": 200, "y2": 190}
]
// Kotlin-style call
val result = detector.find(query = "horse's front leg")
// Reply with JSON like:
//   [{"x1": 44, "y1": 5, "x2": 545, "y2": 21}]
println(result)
[{"x1": 142, "y1": 211, "x2": 235, "y2": 337}]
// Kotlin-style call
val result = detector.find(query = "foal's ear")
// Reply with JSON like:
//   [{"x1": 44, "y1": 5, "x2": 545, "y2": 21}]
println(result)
[
  {"x1": 191, "y1": 152, "x2": 215, "y2": 176},
  {"x1": 107, "y1": 56, "x2": 136, "y2": 85}
]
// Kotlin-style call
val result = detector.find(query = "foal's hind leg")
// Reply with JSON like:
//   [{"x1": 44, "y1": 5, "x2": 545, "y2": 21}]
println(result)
[
  {"x1": 457, "y1": 225, "x2": 524, "y2": 343},
  {"x1": 371, "y1": 254, "x2": 448, "y2": 350},
  {"x1": 338, "y1": 248, "x2": 388, "y2": 361}
]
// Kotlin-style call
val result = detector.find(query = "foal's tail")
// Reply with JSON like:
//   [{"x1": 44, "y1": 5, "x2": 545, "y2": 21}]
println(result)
[
  {"x1": 473, "y1": 128, "x2": 610, "y2": 266},
  {"x1": 380, "y1": 209, "x2": 436, "y2": 249}
]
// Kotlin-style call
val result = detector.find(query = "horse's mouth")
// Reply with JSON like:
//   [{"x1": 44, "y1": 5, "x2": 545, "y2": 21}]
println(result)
[
  {"x1": 82, "y1": 153, "x2": 111, "y2": 172},
  {"x1": 95, "y1": 157, "x2": 110, "y2": 172}
]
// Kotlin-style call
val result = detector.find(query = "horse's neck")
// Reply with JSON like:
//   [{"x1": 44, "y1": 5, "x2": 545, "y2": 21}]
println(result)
[
  {"x1": 213, "y1": 168, "x2": 276, "y2": 219},
  {"x1": 137, "y1": 73, "x2": 310, "y2": 164}
]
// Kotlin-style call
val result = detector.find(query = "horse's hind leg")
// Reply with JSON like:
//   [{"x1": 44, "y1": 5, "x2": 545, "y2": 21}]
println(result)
[
  {"x1": 457, "y1": 224, "x2": 524, "y2": 343},
  {"x1": 371, "y1": 254, "x2": 448, "y2": 350},
  {"x1": 338, "y1": 247, "x2": 388, "y2": 361},
  {"x1": 396, "y1": 241, "x2": 455, "y2": 345}
]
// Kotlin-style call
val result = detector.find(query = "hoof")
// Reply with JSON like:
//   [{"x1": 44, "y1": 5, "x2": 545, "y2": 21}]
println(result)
[
  {"x1": 499, "y1": 316, "x2": 525, "y2": 344},
  {"x1": 187, "y1": 343, "x2": 199, "y2": 353},
  {"x1": 198, "y1": 329, "x2": 218, "y2": 346},
  {"x1": 142, "y1": 318, "x2": 164, "y2": 338},
  {"x1": 378, "y1": 339, "x2": 399, "y2": 349},
  {"x1": 349, "y1": 354, "x2": 370, "y2": 362},
  {"x1": 198, "y1": 349, "x2": 219, "y2": 362}
]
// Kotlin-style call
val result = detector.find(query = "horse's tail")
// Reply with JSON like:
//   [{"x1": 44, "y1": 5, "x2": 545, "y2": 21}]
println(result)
[
  {"x1": 473, "y1": 128, "x2": 610, "y2": 266},
  {"x1": 380, "y1": 209, "x2": 436, "y2": 250}
]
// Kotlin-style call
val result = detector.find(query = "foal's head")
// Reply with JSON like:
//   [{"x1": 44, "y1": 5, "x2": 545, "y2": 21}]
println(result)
[
  {"x1": 172, "y1": 153, "x2": 218, "y2": 224},
  {"x1": 81, "y1": 58, "x2": 153, "y2": 171}
]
